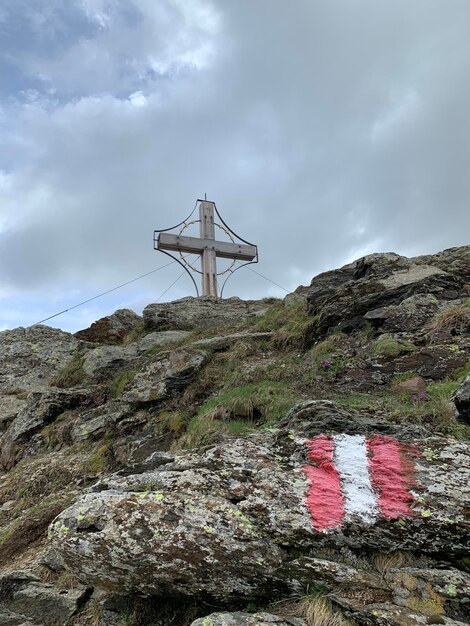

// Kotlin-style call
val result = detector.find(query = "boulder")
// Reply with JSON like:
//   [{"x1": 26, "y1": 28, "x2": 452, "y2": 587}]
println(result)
[
  {"x1": 453, "y1": 375, "x2": 470, "y2": 424},
  {"x1": 74, "y1": 308, "x2": 142, "y2": 344},
  {"x1": 143, "y1": 297, "x2": 269, "y2": 332},
  {"x1": 306, "y1": 246, "x2": 469, "y2": 336},
  {"x1": 392, "y1": 376, "x2": 427, "y2": 395},
  {"x1": 50, "y1": 410, "x2": 470, "y2": 599}
]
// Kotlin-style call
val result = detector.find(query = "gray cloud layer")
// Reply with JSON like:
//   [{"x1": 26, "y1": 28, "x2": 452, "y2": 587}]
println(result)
[{"x1": 1, "y1": 0, "x2": 469, "y2": 330}]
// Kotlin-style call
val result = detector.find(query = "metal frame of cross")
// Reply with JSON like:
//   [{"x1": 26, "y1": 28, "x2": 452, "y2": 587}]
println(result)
[{"x1": 154, "y1": 199, "x2": 258, "y2": 298}]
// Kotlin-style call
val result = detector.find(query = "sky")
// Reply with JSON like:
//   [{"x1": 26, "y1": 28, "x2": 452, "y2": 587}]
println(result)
[{"x1": 1, "y1": 1, "x2": 469, "y2": 332}]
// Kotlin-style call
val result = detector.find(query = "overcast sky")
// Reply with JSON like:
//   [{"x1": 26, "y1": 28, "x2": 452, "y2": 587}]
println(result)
[{"x1": 1, "y1": 1, "x2": 469, "y2": 332}]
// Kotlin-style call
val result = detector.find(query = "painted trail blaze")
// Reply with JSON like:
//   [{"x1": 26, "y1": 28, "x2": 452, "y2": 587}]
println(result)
[{"x1": 304, "y1": 434, "x2": 415, "y2": 531}]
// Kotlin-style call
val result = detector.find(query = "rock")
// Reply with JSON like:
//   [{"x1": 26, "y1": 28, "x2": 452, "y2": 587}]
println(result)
[
  {"x1": 387, "y1": 568, "x2": 470, "y2": 602},
  {"x1": 71, "y1": 401, "x2": 131, "y2": 442},
  {"x1": 135, "y1": 330, "x2": 190, "y2": 351},
  {"x1": 365, "y1": 294, "x2": 440, "y2": 333},
  {"x1": 50, "y1": 418, "x2": 470, "y2": 599},
  {"x1": 1, "y1": 389, "x2": 88, "y2": 469},
  {"x1": 191, "y1": 613, "x2": 307, "y2": 626},
  {"x1": 0, "y1": 571, "x2": 89, "y2": 625},
  {"x1": 278, "y1": 400, "x2": 430, "y2": 440},
  {"x1": 0, "y1": 608, "x2": 37, "y2": 626},
  {"x1": 379, "y1": 346, "x2": 468, "y2": 380},
  {"x1": 393, "y1": 376, "x2": 427, "y2": 395},
  {"x1": 282, "y1": 556, "x2": 387, "y2": 595},
  {"x1": 0, "y1": 571, "x2": 91, "y2": 626},
  {"x1": 122, "y1": 348, "x2": 207, "y2": 404},
  {"x1": 5, "y1": 390, "x2": 87, "y2": 444},
  {"x1": 82, "y1": 345, "x2": 139, "y2": 377},
  {"x1": 453, "y1": 375, "x2": 470, "y2": 424},
  {"x1": 143, "y1": 296, "x2": 269, "y2": 332},
  {"x1": 74, "y1": 308, "x2": 142, "y2": 344},
  {"x1": 192, "y1": 332, "x2": 273, "y2": 351},
  {"x1": 82, "y1": 331, "x2": 191, "y2": 377},
  {"x1": 0, "y1": 326, "x2": 79, "y2": 422},
  {"x1": 39, "y1": 548, "x2": 66, "y2": 573},
  {"x1": 1, "y1": 499, "x2": 16, "y2": 511},
  {"x1": 306, "y1": 246, "x2": 469, "y2": 336}
]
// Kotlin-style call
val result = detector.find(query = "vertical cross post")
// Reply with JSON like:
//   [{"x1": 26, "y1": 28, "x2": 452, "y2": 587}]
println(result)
[{"x1": 199, "y1": 201, "x2": 218, "y2": 297}]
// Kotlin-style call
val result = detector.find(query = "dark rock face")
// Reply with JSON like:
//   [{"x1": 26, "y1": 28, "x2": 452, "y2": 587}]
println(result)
[
  {"x1": 74, "y1": 309, "x2": 142, "y2": 344},
  {"x1": 1, "y1": 388, "x2": 88, "y2": 469},
  {"x1": 0, "y1": 571, "x2": 90, "y2": 626},
  {"x1": 453, "y1": 375, "x2": 470, "y2": 424},
  {"x1": 306, "y1": 246, "x2": 470, "y2": 336},
  {"x1": 143, "y1": 297, "x2": 269, "y2": 332}
]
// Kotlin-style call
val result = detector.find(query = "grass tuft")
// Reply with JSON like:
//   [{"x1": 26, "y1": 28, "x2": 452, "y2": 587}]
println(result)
[
  {"x1": 108, "y1": 370, "x2": 137, "y2": 398},
  {"x1": 177, "y1": 381, "x2": 298, "y2": 449},
  {"x1": 250, "y1": 300, "x2": 311, "y2": 350},
  {"x1": 428, "y1": 302, "x2": 470, "y2": 334},
  {"x1": 51, "y1": 353, "x2": 86, "y2": 388},
  {"x1": 280, "y1": 594, "x2": 352, "y2": 626}
]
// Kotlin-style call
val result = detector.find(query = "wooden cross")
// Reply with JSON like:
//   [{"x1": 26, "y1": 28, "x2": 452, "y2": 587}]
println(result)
[{"x1": 157, "y1": 200, "x2": 257, "y2": 297}]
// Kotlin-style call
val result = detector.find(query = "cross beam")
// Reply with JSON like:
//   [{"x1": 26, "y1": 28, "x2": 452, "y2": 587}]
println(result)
[{"x1": 157, "y1": 201, "x2": 256, "y2": 297}]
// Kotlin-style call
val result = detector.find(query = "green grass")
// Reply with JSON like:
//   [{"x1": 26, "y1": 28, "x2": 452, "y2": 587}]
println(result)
[
  {"x1": 450, "y1": 358, "x2": 470, "y2": 382},
  {"x1": 108, "y1": 370, "x2": 137, "y2": 398},
  {"x1": 250, "y1": 300, "x2": 311, "y2": 349},
  {"x1": 177, "y1": 381, "x2": 299, "y2": 449},
  {"x1": 336, "y1": 379, "x2": 469, "y2": 438},
  {"x1": 50, "y1": 352, "x2": 86, "y2": 388},
  {"x1": 81, "y1": 442, "x2": 112, "y2": 473},
  {"x1": 196, "y1": 381, "x2": 298, "y2": 422},
  {"x1": 122, "y1": 321, "x2": 146, "y2": 345}
]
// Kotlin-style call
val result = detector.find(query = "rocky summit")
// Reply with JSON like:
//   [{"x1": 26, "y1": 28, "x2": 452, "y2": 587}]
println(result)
[{"x1": 0, "y1": 246, "x2": 469, "y2": 626}]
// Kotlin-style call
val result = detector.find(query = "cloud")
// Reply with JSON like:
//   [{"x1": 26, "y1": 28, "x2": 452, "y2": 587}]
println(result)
[{"x1": 0, "y1": 0, "x2": 469, "y2": 331}]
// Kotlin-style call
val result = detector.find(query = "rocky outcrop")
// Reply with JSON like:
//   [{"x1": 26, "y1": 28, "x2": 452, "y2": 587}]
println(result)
[
  {"x1": 0, "y1": 326, "x2": 79, "y2": 424},
  {"x1": 143, "y1": 297, "x2": 270, "y2": 332},
  {"x1": 50, "y1": 404, "x2": 469, "y2": 609},
  {"x1": 74, "y1": 309, "x2": 142, "y2": 344},
  {"x1": 306, "y1": 246, "x2": 470, "y2": 336}
]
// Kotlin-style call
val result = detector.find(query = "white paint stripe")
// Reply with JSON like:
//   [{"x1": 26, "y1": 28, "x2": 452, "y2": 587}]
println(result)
[{"x1": 333, "y1": 434, "x2": 379, "y2": 524}]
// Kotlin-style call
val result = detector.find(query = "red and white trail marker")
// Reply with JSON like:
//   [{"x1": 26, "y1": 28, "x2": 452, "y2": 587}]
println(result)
[{"x1": 304, "y1": 434, "x2": 416, "y2": 532}]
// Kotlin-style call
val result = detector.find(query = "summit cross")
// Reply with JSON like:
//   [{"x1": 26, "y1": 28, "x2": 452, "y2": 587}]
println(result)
[{"x1": 156, "y1": 200, "x2": 257, "y2": 297}]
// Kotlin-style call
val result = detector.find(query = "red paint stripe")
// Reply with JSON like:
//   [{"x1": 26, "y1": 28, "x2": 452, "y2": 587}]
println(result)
[
  {"x1": 304, "y1": 435, "x2": 345, "y2": 531},
  {"x1": 367, "y1": 435, "x2": 414, "y2": 519}
]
